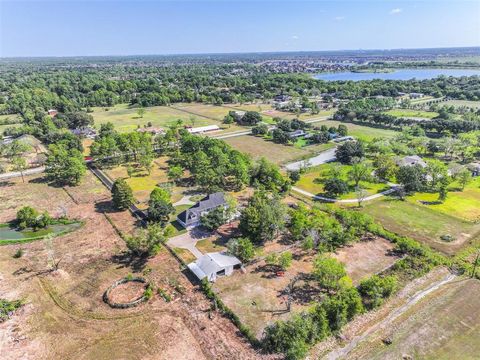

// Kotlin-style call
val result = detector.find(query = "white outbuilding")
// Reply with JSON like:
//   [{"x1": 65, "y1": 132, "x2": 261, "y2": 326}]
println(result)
[{"x1": 188, "y1": 252, "x2": 242, "y2": 282}]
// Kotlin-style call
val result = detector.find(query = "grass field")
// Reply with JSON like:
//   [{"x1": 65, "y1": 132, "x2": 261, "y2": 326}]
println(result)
[
  {"x1": 91, "y1": 103, "x2": 243, "y2": 133},
  {"x1": 384, "y1": 108, "x2": 439, "y2": 119},
  {"x1": 104, "y1": 157, "x2": 190, "y2": 206},
  {"x1": 407, "y1": 177, "x2": 480, "y2": 222},
  {"x1": 296, "y1": 163, "x2": 388, "y2": 199},
  {"x1": 441, "y1": 99, "x2": 480, "y2": 109},
  {"x1": 363, "y1": 197, "x2": 480, "y2": 255},
  {"x1": 342, "y1": 275, "x2": 480, "y2": 360},
  {"x1": 224, "y1": 135, "x2": 334, "y2": 165},
  {"x1": 316, "y1": 120, "x2": 399, "y2": 141}
]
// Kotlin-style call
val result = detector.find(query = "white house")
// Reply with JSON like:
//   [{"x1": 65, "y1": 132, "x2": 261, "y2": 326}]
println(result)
[
  {"x1": 188, "y1": 252, "x2": 242, "y2": 282},
  {"x1": 396, "y1": 155, "x2": 427, "y2": 168}
]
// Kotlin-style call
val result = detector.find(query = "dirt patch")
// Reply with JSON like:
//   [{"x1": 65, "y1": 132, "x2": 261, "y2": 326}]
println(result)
[
  {"x1": 107, "y1": 280, "x2": 147, "y2": 305},
  {"x1": 332, "y1": 237, "x2": 399, "y2": 284}
]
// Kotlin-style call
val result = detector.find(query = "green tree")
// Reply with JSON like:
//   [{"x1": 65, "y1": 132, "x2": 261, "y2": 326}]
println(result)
[
  {"x1": 111, "y1": 178, "x2": 134, "y2": 210},
  {"x1": 348, "y1": 161, "x2": 372, "y2": 187},
  {"x1": 125, "y1": 223, "x2": 166, "y2": 256},
  {"x1": 458, "y1": 168, "x2": 472, "y2": 191},
  {"x1": 323, "y1": 178, "x2": 349, "y2": 197},
  {"x1": 147, "y1": 187, "x2": 174, "y2": 226},
  {"x1": 396, "y1": 164, "x2": 425, "y2": 193},
  {"x1": 201, "y1": 207, "x2": 227, "y2": 231},
  {"x1": 239, "y1": 191, "x2": 287, "y2": 244},
  {"x1": 312, "y1": 255, "x2": 348, "y2": 291},
  {"x1": 358, "y1": 275, "x2": 397, "y2": 309},
  {"x1": 137, "y1": 107, "x2": 146, "y2": 118},
  {"x1": 335, "y1": 141, "x2": 364, "y2": 164},
  {"x1": 45, "y1": 144, "x2": 86, "y2": 186},
  {"x1": 227, "y1": 237, "x2": 255, "y2": 262},
  {"x1": 167, "y1": 165, "x2": 184, "y2": 184},
  {"x1": 16, "y1": 206, "x2": 39, "y2": 230},
  {"x1": 11, "y1": 156, "x2": 28, "y2": 183}
]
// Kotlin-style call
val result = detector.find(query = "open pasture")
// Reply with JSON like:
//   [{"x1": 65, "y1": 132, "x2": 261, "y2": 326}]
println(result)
[
  {"x1": 316, "y1": 120, "x2": 399, "y2": 141},
  {"x1": 224, "y1": 134, "x2": 334, "y2": 165},
  {"x1": 407, "y1": 177, "x2": 480, "y2": 222},
  {"x1": 363, "y1": 197, "x2": 480, "y2": 255},
  {"x1": 340, "y1": 275, "x2": 480, "y2": 360},
  {"x1": 384, "y1": 108, "x2": 439, "y2": 119},
  {"x1": 90, "y1": 103, "x2": 220, "y2": 133}
]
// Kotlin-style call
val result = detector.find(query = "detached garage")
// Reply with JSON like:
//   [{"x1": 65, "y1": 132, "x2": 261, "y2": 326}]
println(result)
[{"x1": 188, "y1": 252, "x2": 242, "y2": 282}]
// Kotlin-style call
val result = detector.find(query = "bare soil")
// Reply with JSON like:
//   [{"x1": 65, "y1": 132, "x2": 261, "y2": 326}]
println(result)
[{"x1": 0, "y1": 172, "x2": 266, "y2": 360}]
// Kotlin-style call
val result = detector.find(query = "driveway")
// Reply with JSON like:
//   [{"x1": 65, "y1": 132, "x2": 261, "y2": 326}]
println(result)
[
  {"x1": 167, "y1": 228, "x2": 211, "y2": 259},
  {"x1": 284, "y1": 147, "x2": 337, "y2": 171}
]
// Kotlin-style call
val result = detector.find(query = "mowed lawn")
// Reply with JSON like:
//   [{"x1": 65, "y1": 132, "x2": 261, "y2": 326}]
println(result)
[
  {"x1": 224, "y1": 135, "x2": 334, "y2": 165},
  {"x1": 317, "y1": 120, "x2": 399, "y2": 141},
  {"x1": 91, "y1": 104, "x2": 220, "y2": 133},
  {"x1": 384, "y1": 108, "x2": 439, "y2": 119},
  {"x1": 363, "y1": 197, "x2": 480, "y2": 255},
  {"x1": 296, "y1": 163, "x2": 388, "y2": 199},
  {"x1": 407, "y1": 177, "x2": 480, "y2": 222}
]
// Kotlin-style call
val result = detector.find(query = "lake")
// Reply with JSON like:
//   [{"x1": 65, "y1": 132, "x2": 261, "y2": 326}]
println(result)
[{"x1": 314, "y1": 68, "x2": 480, "y2": 81}]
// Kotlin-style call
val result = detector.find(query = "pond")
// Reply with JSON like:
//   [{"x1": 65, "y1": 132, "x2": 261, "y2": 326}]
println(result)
[
  {"x1": 314, "y1": 68, "x2": 480, "y2": 81},
  {"x1": 0, "y1": 222, "x2": 83, "y2": 242}
]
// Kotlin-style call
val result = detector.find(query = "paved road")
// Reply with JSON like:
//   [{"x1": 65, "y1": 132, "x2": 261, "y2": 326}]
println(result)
[
  {"x1": 285, "y1": 147, "x2": 337, "y2": 171},
  {"x1": 0, "y1": 166, "x2": 45, "y2": 180},
  {"x1": 211, "y1": 115, "x2": 331, "y2": 140},
  {"x1": 291, "y1": 185, "x2": 397, "y2": 204}
]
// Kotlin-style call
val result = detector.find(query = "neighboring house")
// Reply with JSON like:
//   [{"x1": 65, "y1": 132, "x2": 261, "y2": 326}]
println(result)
[
  {"x1": 232, "y1": 111, "x2": 246, "y2": 121},
  {"x1": 332, "y1": 135, "x2": 354, "y2": 143},
  {"x1": 187, "y1": 125, "x2": 220, "y2": 134},
  {"x1": 274, "y1": 94, "x2": 292, "y2": 102},
  {"x1": 177, "y1": 192, "x2": 227, "y2": 228},
  {"x1": 47, "y1": 109, "x2": 58, "y2": 117},
  {"x1": 288, "y1": 129, "x2": 307, "y2": 139},
  {"x1": 71, "y1": 127, "x2": 97, "y2": 139},
  {"x1": 409, "y1": 92, "x2": 425, "y2": 99},
  {"x1": 188, "y1": 252, "x2": 242, "y2": 282},
  {"x1": 396, "y1": 155, "x2": 427, "y2": 168},
  {"x1": 467, "y1": 162, "x2": 480, "y2": 177}
]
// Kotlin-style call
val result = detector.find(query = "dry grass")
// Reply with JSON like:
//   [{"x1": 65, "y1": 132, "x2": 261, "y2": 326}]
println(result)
[{"x1": 0, "y1": 171, "x2": 263, "y2": 360}]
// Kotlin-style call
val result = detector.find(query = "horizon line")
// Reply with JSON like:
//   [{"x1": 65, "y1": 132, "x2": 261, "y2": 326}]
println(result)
[{"x1": 1, "y1": 45, "x2": 479, "y2": 60}]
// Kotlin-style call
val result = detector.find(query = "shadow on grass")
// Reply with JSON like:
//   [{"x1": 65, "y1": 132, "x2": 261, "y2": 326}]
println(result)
[{"x1": 111, "y1": 251, "x2": 149, "y2": 273}]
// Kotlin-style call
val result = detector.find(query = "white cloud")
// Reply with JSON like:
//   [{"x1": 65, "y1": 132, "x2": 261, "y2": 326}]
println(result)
[
  {"x1": 334, "y1": 16, "x2": 345, "y2": 21},
  {"x1": 390, "y1": 8, "x2": 402, "y2": 15},
  {"x1": 291, "y1": 35, "x2": 299, "y2": 40}
]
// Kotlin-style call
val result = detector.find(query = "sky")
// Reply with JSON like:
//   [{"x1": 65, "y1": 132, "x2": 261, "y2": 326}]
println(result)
[{"x1": 0, "y1": 0, "x2": 479, "y2": 57}]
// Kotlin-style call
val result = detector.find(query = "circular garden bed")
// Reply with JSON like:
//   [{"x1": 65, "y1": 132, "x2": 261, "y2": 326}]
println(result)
[{"x1": 103, "y1": 277, "x2": 151, "y2": 309}]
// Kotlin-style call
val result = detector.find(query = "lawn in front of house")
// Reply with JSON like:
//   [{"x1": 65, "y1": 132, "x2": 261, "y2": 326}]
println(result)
[
  {"x1": 295, "y1": 163, "x2": 388, "y2": 199},
  {"x1": 384, "y1": 109, "x2": 439, "y2": 119},
  {"x1": 406, "y1": 177, "x2": 480, "y2": 222},
  {"x1": 363, "y1": 196, "x2": 480, "y2": 255}
]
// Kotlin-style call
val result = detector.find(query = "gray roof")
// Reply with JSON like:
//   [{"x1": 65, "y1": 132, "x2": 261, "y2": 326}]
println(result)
[
  {"x1": 188, "y1": 252, "x2": 241, "y2": 280},
  {"x1": 397, "y1": 155, "x2": 427, "y2": 168},
  {"x1": 177, "y1": 192, "x2": 226, "y2": 225}
]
